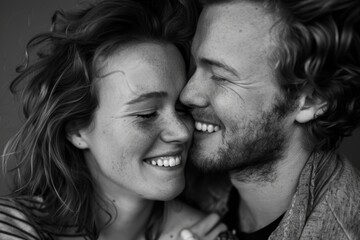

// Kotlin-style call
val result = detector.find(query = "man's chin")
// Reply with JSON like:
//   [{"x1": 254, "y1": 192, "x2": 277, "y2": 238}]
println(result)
[
  {"x1": 190, "y1": 158, "x2": 223, "y2": 173},
  {"x1": 188, "y1": 148, "x2": 233, "y2": 173}
]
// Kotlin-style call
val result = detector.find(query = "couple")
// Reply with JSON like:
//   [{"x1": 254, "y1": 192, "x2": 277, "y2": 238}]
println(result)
[{"x1": 1, "y1": 0, "x2": 360, "y2": 239}]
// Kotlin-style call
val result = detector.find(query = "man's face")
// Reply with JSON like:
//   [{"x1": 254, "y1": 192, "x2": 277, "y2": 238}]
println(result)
[{"x1": 180, "y1": 1, "x2": 296, "y2": 179}]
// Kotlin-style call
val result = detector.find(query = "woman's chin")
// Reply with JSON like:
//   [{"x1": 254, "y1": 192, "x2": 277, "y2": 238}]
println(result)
[{"x1": 150, "y1": 181, "x2": 185, "y2": 201}]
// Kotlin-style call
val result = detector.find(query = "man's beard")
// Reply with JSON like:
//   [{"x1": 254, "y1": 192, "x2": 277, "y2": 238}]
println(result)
[{"x1": 188, "y1": 97, "x2": 296, "y2": 183}]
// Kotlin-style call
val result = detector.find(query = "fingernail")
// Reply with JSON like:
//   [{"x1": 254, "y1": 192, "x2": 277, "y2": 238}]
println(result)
[{"x1": 180, "y1": 229, "x2": 194, "y2": 240}]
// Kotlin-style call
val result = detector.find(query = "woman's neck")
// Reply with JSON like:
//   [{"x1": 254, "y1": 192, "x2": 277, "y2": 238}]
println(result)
[{"x1": 98, "y1": 193, "x2": 155, "y2": 240}]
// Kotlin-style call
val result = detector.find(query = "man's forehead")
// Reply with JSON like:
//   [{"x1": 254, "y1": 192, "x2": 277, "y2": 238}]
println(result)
[
  {"x1": 200, "y1": 1, "x2": 275, "y2": 30},
  {"x1": 192, "y1": 1, "x2": 277, "y2": 54}
]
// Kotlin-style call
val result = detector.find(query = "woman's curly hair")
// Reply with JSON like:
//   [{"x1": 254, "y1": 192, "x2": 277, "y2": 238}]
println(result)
[{"x1": 2, "y1": 0, "x2": 198, "y2": 238}]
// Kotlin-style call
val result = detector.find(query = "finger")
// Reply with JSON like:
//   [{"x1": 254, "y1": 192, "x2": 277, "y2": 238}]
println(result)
[
  {"x1": 180, "y1": 229, "x2": 197, "y2": 240},
  {"x1": 204, "y1": 223, "x2": 228, "y2": 240},
  {"x1": 190, "y1": 213, "x2": 221, "y2": 235}
]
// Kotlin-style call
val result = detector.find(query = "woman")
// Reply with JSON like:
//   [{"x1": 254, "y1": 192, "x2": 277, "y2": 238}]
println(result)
[{"x1": 0, "y1": 0, "x2": 229, "y2": 239}]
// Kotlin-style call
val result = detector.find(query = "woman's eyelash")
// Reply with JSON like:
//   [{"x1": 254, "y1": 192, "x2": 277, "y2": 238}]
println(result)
[
  {"x1": 136, "y1": 104, "x2": 190, "y2": 119},
  {"x1": 211, "y1": 75, "x2": 227, "y2": 82},
  {"x1": 136, "y1": 112, "x2": 158, "y2": 119}
]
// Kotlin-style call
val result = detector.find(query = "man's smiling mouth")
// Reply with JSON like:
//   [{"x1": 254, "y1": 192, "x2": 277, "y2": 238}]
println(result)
[{"x1": 195, "y1": 121, "x2": 221, "y2": 133}]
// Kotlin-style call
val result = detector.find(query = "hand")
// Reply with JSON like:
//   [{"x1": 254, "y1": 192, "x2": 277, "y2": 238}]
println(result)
[{"x1": 179, "y1": 213, "x2": 228, "y2": 240}]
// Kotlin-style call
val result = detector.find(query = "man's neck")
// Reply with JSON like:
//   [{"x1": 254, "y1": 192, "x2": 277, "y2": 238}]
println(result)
[{"x1": 230, "y1": 146, "x2": 311, "y2": 233}]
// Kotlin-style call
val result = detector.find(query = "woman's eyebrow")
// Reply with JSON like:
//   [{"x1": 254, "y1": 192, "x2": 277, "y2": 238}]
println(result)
[{"x1": 125, "y1": 91, "x2": 168, "y2": 105}]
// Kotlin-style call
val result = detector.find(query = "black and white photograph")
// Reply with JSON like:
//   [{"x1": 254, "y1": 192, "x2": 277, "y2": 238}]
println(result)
[{"x1": 1, "y1": 0, "x2": 360, "y2": 239}]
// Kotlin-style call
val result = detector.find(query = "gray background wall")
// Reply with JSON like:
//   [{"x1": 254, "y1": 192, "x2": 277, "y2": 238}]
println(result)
[{"x1": 1, "y1": 0, "x2": 360, "y2": 196}]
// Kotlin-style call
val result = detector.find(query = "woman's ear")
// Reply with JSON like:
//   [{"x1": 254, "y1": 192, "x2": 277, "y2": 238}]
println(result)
[
  {"x1": 66, "y1": 122, "x2": 89, "y2": 149},
  {"x1": 295, "y1": 87, "x2": 328, "y2": 124}
]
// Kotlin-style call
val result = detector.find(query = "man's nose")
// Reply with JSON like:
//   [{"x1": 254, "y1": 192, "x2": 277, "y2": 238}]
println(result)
[{"x1": 180, "y1": 72, "x2": 208, "y2": 108}]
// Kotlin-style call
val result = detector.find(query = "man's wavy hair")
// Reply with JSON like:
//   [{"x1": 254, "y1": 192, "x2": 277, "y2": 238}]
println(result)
[
  {"x1": 201, "y1": 0, "x2": 360, "y2": 152},
  {"x1": 2, "y1": 0, "x2": 197, "y2": 238}
]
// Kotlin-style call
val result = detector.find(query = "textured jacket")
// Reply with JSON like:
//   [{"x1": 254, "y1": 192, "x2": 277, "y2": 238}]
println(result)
[
  {"x1": 190, "y1": 152, "x2": 360, "y2": 239},
  {"x1": 269, "y1": 153, "x2": 360, "y2": 239}
]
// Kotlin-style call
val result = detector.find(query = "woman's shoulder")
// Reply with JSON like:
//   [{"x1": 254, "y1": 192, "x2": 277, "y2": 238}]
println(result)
[
  {"x1": 0, "y1": 196, "x2": 42, "y2": 239},
  {"x1": 160, "y1": 199, "x2": 206, "y2": 239}
]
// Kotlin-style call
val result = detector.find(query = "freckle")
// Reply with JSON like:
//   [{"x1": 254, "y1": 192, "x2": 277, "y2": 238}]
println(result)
[{"x1": 170, "y1": 235, "x2": 173, "y2": 238}]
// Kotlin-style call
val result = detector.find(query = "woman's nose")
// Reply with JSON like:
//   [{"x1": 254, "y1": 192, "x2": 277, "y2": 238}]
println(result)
[{"x1": 160, "y1": 115, "x2": 193, "y2": 144}]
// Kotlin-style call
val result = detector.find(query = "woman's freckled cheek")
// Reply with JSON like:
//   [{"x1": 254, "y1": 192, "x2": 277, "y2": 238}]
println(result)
[
  {"x1": 111, "y1": 152, "x2": 129, "y2": 175},
  {"x1": 137, "y1": 121, "x2": 160, "y2": 136},
  {"x1": 112, "y1": 158, "x2": 126, "y2": 173}
]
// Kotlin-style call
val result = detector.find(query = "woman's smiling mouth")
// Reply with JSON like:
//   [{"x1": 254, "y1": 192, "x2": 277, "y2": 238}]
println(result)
[{"x1": 144, "y1": 155, "x2": 182, "y2": 168}]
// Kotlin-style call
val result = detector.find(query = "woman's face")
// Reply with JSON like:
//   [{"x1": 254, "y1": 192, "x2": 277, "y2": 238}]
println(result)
[{"x1": 73, "y1": 42, "x2": 193, "y2": 201}]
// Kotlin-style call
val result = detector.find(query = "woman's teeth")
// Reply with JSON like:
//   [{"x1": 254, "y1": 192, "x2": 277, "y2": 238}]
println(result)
[
  {"x1": 147, "y1": 156, "x2": 181, "y2": 168},
  {"x1": 195, "y1": 121, "x2": 220, "y2": 133}
]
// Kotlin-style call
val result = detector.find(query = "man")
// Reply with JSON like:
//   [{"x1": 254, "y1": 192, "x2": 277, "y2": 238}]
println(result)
[{"x1": 180, "y1": 0, "x2": 360, "y2": 239}]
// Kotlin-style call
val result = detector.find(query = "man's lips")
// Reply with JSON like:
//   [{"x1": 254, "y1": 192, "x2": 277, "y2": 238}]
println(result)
[{"x1": 194, "y1": 120, "x2": 221, "y2": 133}]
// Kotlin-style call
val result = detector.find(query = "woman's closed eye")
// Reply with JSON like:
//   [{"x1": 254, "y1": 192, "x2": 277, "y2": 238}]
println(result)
[
  {"x1": 136, "y1": 112, "x2": 158, "y2": 119},
  {"x1": 211, "y1": 75, "x2": 228, "y2": 82}
]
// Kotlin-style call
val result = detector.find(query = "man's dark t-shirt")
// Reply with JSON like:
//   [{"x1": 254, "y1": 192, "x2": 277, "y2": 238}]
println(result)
[{"x1": 223, "y1": 188, "x2": 285, "y2": 240}]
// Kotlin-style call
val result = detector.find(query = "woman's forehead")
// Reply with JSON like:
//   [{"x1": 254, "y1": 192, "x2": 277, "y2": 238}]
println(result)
[{"x1": 94, "y1": 42, "x2": 186, "y2": 103}]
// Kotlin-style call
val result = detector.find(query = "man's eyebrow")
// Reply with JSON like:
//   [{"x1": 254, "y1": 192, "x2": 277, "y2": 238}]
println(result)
[
  {"x1": 200, "y1": 58, "x2": 239, "y2": 77},
  {"x1": 125, "y1": 91, "x2": 168, "y2": 105}
]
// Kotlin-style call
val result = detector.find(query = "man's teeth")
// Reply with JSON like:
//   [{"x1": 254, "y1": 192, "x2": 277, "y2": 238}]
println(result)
[
  {"x1": 195, "y1": 121, "x2": 220, "y2": 133},
  {"x1": 148, "y1": 156, "x2": 181, "y2": 168}
]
